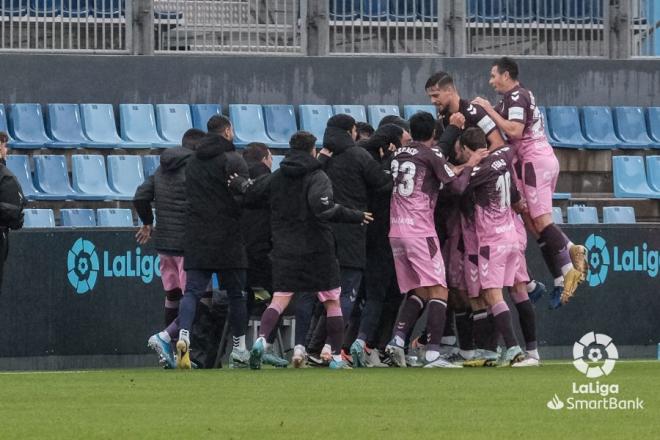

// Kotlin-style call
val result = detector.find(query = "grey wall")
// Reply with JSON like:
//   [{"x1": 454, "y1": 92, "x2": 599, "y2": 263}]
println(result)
[{"x1": 1, "y1": 54, "x2": 659, "y2": 108}]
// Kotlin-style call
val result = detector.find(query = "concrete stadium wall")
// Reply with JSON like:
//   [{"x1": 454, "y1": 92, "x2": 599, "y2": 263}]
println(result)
[{"x1": 1, "y1": 54, "x2": 659, "y2": 108}]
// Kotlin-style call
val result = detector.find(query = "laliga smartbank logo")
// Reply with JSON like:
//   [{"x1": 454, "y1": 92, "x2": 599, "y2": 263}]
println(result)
[
  {"x1": 546, "y1": 332, "x2": 644, "y2": 412},
  {"x1": 585, "y1": 233, "x2": 658, "y2": 287},
  {"x1": 67, "y1": 238, "x2": 161, "y2": 295}
]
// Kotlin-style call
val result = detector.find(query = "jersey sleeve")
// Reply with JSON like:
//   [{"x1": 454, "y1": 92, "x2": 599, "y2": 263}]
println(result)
[
  {"x1": 504, "y1": 90, "x2": 530, "y2": 124},
  {"x1": 466, "y1": 103, "x2": 497, "y2": 136},
  {"x1": 428, "y1": 148, "x2": 458, "y2": 185}
]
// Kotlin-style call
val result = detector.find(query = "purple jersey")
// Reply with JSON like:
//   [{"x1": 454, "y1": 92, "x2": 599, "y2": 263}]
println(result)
[
  {"x1": 389, "y1": 142, "x2": 469, "y2": 238},
  {"x1": 440, "y1": 99, "x2": 497, "y2": 136},
  {"x1": 494, "y1": 85, "x2": 554, "y2": 161},
  {"x1": 465, "y1": 146, "x2": 520, "y2": 247}
]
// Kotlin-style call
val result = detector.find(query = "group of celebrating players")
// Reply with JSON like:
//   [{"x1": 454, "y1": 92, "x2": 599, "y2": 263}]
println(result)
[{"x1": 138, "y1": 56, "x2": 588, "y2": 370}]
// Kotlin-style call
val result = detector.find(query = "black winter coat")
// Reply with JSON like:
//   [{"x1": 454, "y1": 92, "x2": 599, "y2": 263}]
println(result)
[
  {"x1": 184, "y1": 134, "x2": 249, "y2": 271},
  {"x1": 0, "y1": 160, "x2": 24, "y2": 291},
  {"x1": 320, "y1": 127, "x2": 392, "y2": 269},
  {"x1": 244, "y1": 150, "x2": 365, "y2": 293},
  {"x1": 133, "y1": 147, "x2": 192, "y2": 254}
]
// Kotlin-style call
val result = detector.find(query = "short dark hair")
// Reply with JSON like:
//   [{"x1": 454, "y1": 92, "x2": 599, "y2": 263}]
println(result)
[
  {"x1": 460, "y1": 127, "x2": 487, "y2": 151},
  {"x1": 0, "y1": 131, "x2": 8, "y2": 144},
  {"x1": 356, "y1": 121, "x2": 375, "y2": 137},
  {"x1": 207, "y1": 114, "x2": 232, "y2": 133},
  {"x1": 409, "y1": 111, "x2": 436, "y2": 142},
  {"x1": 378, "y1": 115, "x2": 410, "y2": 132},
  {"x1": 182, "y1": 128, "x2": 206, "y2": 150},
  {"x1": 492, "y1": 57, "x2": 519, "y2": 80},
  {"x1": 289, "y1": 131, "x2": 317, "y2": 152},
  {"x1": 243, "y1": 142, "x2": 270, "y2": 163},
  {"x1": 425, "y1": 71, "x2": 454, "y2": 90}
]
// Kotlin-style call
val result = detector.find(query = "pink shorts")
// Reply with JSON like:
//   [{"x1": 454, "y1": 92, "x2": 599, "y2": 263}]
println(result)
[
  {"x1": 478, "y1": 243, "x2": 519, "y2": 290},
  {"x1": 159, "y1": 254, "x2": 186, "y2": 292},
  {"x1": 274, "y1": 288, "x2": 341, "y2": 302},
  {"x1": 520, "y1": 154, "x2": 559, "y2": 220},
  {"x1": 443, "y1": 233, "x2": 466, "y2": 290},
  {"x1": 513, "y1": 216, "x2": 530, "y2": 284},
  {"x1": 390, "y1": 236, "x2": 446, "y2": 293}
]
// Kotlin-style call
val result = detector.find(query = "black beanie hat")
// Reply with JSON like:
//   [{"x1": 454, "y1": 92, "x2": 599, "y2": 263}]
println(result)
[{"x1": 327, "y1": 114, "x2": 356, "y2": 132}]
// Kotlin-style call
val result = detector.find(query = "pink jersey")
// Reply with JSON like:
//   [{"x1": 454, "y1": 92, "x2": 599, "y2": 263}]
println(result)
[
  {"x1": 494, "y1": 85, "x2": 555, "y2": 162},
  {"x1": 389, "y1": 142, "x2": 470, "y2": 238}
]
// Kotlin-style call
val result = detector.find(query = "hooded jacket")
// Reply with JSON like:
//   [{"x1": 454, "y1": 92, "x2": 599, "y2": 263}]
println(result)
[
  {"x1": 184, "y1": 134, "x2": 249, "y2": 271},
  {"x1": 133, "y1": 146, "x2": 192, "y2": 254}
]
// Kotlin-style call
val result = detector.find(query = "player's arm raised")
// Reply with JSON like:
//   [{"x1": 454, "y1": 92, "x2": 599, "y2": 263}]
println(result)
[{"x1": 472, "y1": 96, "x2": 524, "y2": 140}]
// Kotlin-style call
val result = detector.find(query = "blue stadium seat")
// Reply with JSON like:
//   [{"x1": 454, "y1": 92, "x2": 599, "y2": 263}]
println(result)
[
  {"x1": 552, "y1": 192, "x2": 571, "y2": 200},
  {"x1": 2, "y1": 0, "x2": 27, "y2": 16},
  {"x1": 191, "y1": 104, "x2": 221, "y2": 130},
  {"x1": 647, "y1": 107, "x2": 660, "y2": 143},
  {"x1": 390, "y1": 0, "x2": 416, "y2": 20},
  {"x1": 612, "y1": 155, "x2": 660, "y2": 199},
  {"x1": 537, "y1": 106, "x2": 556, "y2": 144},
  {"x1": 329, "y1": 0, "x2": 358, "y2": 20},
  {"x1": 7, "y1": 103, "x2": 53, "y2": 149},
  {"x1": 613, "y1": 107, "x2": 660, "y2": 148},
  {"x1": 263, "y1": 105, "x2": 298, "y2": 149},
  {"x1": 507, "y1": 0, "x2": 535, "y2": 22},
  {"x1": 120, "y1": 104, "x2": 176, "y2": 148},
  {"x1": 91, "y1": 0, "x2": 121, "y2": 17},
  {"x1": 142, "y1": 154, "x2": 160, "y2": 177},
  {"x1": 546, "y1": 106, "x2": 589, "y2": 148},
  {"x1": 404, "y1": 105, "x2": 436, "y2": 119},
  {"x1": 107, "y1": 155, "x2": 144, "y2": 199},
  {"x1": 299, "y1": 105, "x2": 334, "y2": 146},
  {"x1": 155, "y1": 104, "x2": 192, "y2": 145},
  {"x1": 0, "y1": 104, "x2": 12, "y2": 143},
  {"x1": 362, "y1": 0, "x2": 389, "y2": 20},
  {"x1": 97, "y1": 208, "x2": 134, "y2": 227},
  {"x1": 71, "y1": 154, "x2": 118, "y2": 200},
  {"x1": 368, "y1": 105, "x2": 401, "y2": 128},
  {"x1": 61, "y1": 209, "x2": 96, "y2": 227},
  {"x1": 579, "y1": 106, "x2": 620, "y2": 149},
  {"x1": 537, "y1": 0, "x2": 563, "y2": 23},
  {"x1": 564, "y1": 0, "x2": 602, "y2": 24},
  {"x1": 646, "y1": 156, "x2": 660, "y2": 192},
  {"x1": 29, "y1": 0, "x2": 59, "y2": 16},
  {"x1": 417, "y1": 0, "x2": 437, "y2": 21},
  {"x1": 81, "y1": 103, "x2": 138, "y2": 149},
  {"x1": 333, "y1": 105, "x2": 367, "y2": 123},
  {"x1": 567, "y1": 206, "x2": 598, "y2": 224},
  {"x1": 552, "y1": 207, "x2": 564, "y2": 224},
  {"x1": 5, "y1": 155, "x2": 61, "y2": 200},
  {"x1": 229, "y1": 104, "x2": 280, "y2": 147},
  {"x1": 272, "y1": 155, "x2": 284, "y2": 171},
  {"x1": 62, "y1": 0, "x2": 89, "y2": 17},
  {"x1": 33, "y1": 155, "x2": 80, "y2": 200},
  {"x1": 46, "y1": 104, "x2": 93, "y2": 148},
  {"x1": 602, "y1": 206, "x2": 636, "y2": 224},
  {"x1": 24, "y1": 209, "x2": 55, "y2": 228},
  {"x1": 468, "y1": 0, "x2": 505, "y2": 22}
]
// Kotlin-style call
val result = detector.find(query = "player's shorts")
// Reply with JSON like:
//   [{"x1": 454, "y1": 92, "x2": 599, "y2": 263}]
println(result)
[
  {"x1": 464, "y1": 253, "x2": 480, "y2": 298},
  {"x1": 513, "y1": 216, "x2": 530, "y2": 285},
  {"x1": 390, "y1": 236, "x2": 446, "y2": 293},
  {"x1": 274, "y1": 288, "x2": 341, "y2": 302},
  {"x1": 520, "y1": 152, "x2": 559, "y2": 220},
  {"x1": 443, "y1": 233, "x2": 466, "y2": 290},
  {"x1": 478, "y1": 243, "x2": 519, "y2": 290},
  {"x1": 159, "y1": 254, "x2": 186, "y2": 291}
]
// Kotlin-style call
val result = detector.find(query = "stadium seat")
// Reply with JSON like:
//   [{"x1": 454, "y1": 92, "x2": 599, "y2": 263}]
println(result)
[
  {"x1": 546, "y1": 106, "x2": 589, "y2": 148},
  {"x1": 390, "y1": 0, "x2": 416, "y2": 20},
  {"x1": 81, "y1": 103, "x2": 137, "y2": 149},
  {"x1": 299, "y1": 105, "x2": 334, "y2": 146},
  {"x1": 119, "y1": 104, "x2": 176, "y2": 148},
  {"x1": 191, "y1": 104, "x2": 221, "y2": 130},
  {"x1": 567, "y1": 206, "x2": 598, "y2": 224},
  {"x1": 61, "y1": 209, "x2": 96, "y2": 227},
  {"x1": 537, "y1": 106, "x2": 556, "y2": 144},
  {"x1": 613, "y1": 107, "x2": 660, "y2": 148},
  {"x1": 29, "y1": 0, "x2": 59, "y2": 16},
  {"x1": 468, "y1": 0, "x2": 505, "y2": 22},
  {"x1": 646, "y1": 156, "x2": 660, "y2": 192},
  {"x1": 263, "y1": 105, "x2": 298, "y2": 148},
  {"x1": 552, "y1": 192, "x2": 571, "y2": 200},
  {"x1": 46, "y1": 104, "x2": 92, "y2": 148},
  {"x1": 91, "y1": 0, "x2": 121, "y2": 17},
  {"x1": 538, "y1": 0, "x2": 564, "y2": 23},
  {"x1": 33, "y1": 155, "x2": 80, "y2": 200},
  {"x1": 602, "y1": 206, "x2": 636, "y2": 224},
  {"x1": 5, "y1": 155, "x2": 61, "y2": 200},
  {"x1": 333, "y1": 105, "x2": 367, "y2": 123},
  {"x1": 7, "y1": 103, "x2": 53, "y2": 149},
  {"x1": 579, "y1": 106, "x2": 620, "y2": 149},
  {"x1": 647, "y1": 107, "x2": 660, "y2": 143},
  {"x1": 612, "y1": 155, "x2": 660, "y2": 199},
  {"x1": 272, "y1": 155, "x2": 284, "y2": 171},
  {"x1": 368, "y1": 105, "x2": 401, "y2": 128},
  {"x1": 417, "y1": 0, "x2": 437, "y2": 21},
  {"x1": 71, "y1": 154, "x2": 118, "y2": 200},
  {"x1": 107, "y1": 155, "x2": 144, "y2": 200},
  {"x1": 362, "y1": 0, "x2": 389, "y2": 20},
  {"x1": 229, "y1": 104, "x2": 281, "y2": 147},
  {"x1": 1, "y1": 0, "x2": 27, "y2": 16},
  {"x1": 155, "y1": 104, "x2": 192, "y2": 145},
  {"x1": 23, "y1": 209, "x2": 55, "y2": 228},
  {"x1": 97, "y1": 208, "x2": 134, "y2": 227},
  {"x1": 0, "y1": 104, "x2": 12, "y2": 142},
  {"x1": 62, "y1": 0, "x2": 90, "y2": 17},
  {"x1": 552, "y1": 207, "x2": 564, "y2": 224},
  {"x1": 564, "y1": 0, "x2": 602, "y2": 24},
  {"x1": 329, "y1": 0, "x2": 358, "y2": 20},
  {"x1": 507, "y1": 0, "x2": 535, "y2": 22},
  {"x1": 142, "y1": 154, "x2": 160, "y2": 177},
  {"x1": 404, "y1": 105, "x2": 436, "y2": 119}
]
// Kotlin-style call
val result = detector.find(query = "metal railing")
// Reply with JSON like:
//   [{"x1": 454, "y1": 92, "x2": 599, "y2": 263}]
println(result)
[
  {"x1": 0, "y1": 0, "x2": 131, "y2": 53},
  {"x1": 154, "y1": 0, "x2": 305, "y2": 54},
  {"x1": 629, "y1": 0, "x2": 659, "y2": 56}
]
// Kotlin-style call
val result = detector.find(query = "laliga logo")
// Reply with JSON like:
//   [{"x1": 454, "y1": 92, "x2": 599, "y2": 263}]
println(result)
[
  {"x1": 585, "y1": 234, "x2": 610, "y2": 287},
  {"x1": 67, "y1": 238, "x2": 100, "y2": 294},
  {"x1": 573, "y1": 332, "x2": 618, "y2": 378},
  {"x1": 584, "y1": 233, "x2": 658, "y2": 287}
]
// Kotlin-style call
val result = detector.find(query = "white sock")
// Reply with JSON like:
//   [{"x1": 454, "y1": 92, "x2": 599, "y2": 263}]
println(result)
[
  {"x1": 322, "y1": 343, "x2": 331, "y2": 354},
  {"x1": 294, "y1": 344, "x2": 306, "y2": 354},
  {"x1": 526, "y1": 280, "x2": 537, "y2": 293},
  {"x1": 355, "y1": 338, "x2": 366, "y2": 349},
  {"x1": 527, "y1": 349, "x2": 540, "y2": 360},
  {"x1": 233, "y1": 335, "x2": 246, "y2": 351},
  {"x1": 178, "y1": 329, "x2": 190, "y2": 345},
  {"x1": 459, "y1": 349, "x2": 475, "y2": 359},
  {"x1": 425, "y1": 350, "x2": 440, "y2": 362},
  {"x1": 441, "y1": 336, "x2": 456, "y2": 346},
  {"x1": 554, "y1": 276, "x2": 564, "y2": 287},
  {"x1": 394, "y1": 335, "x2": 405, "y2": 347},
  {"x1": 561, "y1": 263, "x2": 573, "y2": 276},
  {"x1": 158, "y1": 331, "x2": 171, "y2": 343}
]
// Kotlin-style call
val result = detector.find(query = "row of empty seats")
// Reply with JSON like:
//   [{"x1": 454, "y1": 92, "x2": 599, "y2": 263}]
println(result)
[
  {"x1": 553, "y1": 206, "x2": 637, "y2": 224},
  {"x1": 542, "y1": 106, "x2": 660, "y2": 149},
  {"x1": 24, "y1": 208, "x2": 136, "y2": 228},
  {"x1": 0, "y1": 0, "x2": 178, "y2": 18},
  {"x1": 612, "y1": 155, "x2": 660, "y2": 199}
]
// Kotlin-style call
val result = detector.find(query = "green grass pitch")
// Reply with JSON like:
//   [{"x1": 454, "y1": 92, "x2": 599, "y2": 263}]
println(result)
[{"x1": 1, "y1": 361, "x2": 658, "y2": 439}]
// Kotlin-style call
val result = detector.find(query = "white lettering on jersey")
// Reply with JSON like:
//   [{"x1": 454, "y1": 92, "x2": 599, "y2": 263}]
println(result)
[
  {"x1": 477, "y1": 116, "x2": 496, "y2": 134},
  {"x1": 508, "y1": 107, "x2": 524, "y2": 120}
]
